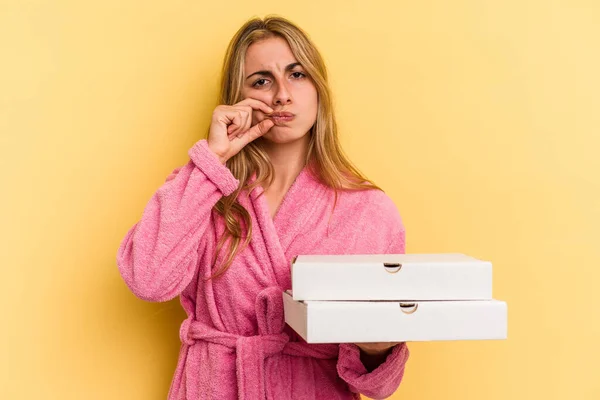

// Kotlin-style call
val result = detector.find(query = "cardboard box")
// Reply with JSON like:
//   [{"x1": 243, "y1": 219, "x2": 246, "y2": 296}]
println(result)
[
  {"x1": 291, "y1": 253, "x2": 492, "y2": 301},
  {"x1": 283, "y1": 291, "x2": 507, "y2": 343}
]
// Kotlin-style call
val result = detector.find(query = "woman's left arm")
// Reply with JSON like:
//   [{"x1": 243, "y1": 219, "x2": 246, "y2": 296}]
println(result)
[
  {"x1": 337, "y1": 341, "x2": 410, "y2": 399},
  {"x1": 336, "y1": 224, "x2": 410, "y2": 399},
  {"x1": 355, "y1": 342, "x2": 403, "y2": 372}
]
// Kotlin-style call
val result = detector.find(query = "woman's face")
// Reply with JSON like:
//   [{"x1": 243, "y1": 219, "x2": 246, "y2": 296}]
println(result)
[{"x1": 241, "y1": 36, "x2": 318, "y2": 144}]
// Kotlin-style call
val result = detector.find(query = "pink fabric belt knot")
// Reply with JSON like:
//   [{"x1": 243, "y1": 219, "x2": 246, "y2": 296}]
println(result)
[{"x1": 179, "y1": 286, "x2": 338, "y2": 400}]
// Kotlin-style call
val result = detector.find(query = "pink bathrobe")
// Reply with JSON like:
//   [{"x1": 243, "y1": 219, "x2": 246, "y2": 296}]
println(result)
[{"x1": 117, "y1": 139, "x2": 409, "y2": 399}]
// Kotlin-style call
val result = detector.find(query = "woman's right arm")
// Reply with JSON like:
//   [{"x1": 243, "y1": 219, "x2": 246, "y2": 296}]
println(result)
[
  {"x1": 116, "y1": 98, "x2": 274, "y2": 302},
  {"x1": 116, "y1": 139, "x2": 239, "y2": 302}
]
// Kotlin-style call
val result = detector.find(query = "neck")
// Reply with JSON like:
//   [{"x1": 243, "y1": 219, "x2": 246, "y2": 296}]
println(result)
[{"x1": 260, "y1": 134, "x2": 310, "y2": 191}]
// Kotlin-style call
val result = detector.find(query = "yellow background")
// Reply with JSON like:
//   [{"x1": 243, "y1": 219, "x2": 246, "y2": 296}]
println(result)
[{"x1": 1, "y1": 1, "x2": 599, "y2": 399}]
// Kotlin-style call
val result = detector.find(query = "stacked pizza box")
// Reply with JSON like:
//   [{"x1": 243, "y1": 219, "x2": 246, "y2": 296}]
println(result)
[{"x1": 283, "y1": 253, "x2": 507, "y2": 343}]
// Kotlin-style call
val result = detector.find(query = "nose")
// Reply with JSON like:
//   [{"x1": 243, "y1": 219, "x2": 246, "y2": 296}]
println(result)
[{"x1": 273, "y1": 81, "x2": 292, "y2": 106}]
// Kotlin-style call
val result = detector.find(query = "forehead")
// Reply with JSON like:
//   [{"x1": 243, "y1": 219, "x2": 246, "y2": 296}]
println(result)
[{"x1": 245, "y1": 37, "x2": 298, "y2": 72}]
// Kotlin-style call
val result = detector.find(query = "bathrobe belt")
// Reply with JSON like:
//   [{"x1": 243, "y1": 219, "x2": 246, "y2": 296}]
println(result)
[{"x1": 179, "y1": 286, "x2": 339, "y2": 400}]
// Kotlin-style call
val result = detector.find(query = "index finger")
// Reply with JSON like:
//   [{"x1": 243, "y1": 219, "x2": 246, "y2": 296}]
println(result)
[{"x1": 236, "y1": 98, "x2": 274, "y2": 114}]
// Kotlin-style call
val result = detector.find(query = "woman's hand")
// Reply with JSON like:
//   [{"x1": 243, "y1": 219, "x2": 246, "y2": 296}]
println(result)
[
  {"x1": 355, "y1": 342, "x2": 402, "y2": 372},
  {"x1": 355, "y1": 342, "x2": 399, "y2": 356},
  {"x1": 207, "y1": 98, "x2": 275, "y2": 164}
]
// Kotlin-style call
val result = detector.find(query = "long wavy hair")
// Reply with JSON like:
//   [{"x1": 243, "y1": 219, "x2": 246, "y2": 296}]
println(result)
[{"x1": 209, "y1": 15, "x2": 382, "y2": 279}]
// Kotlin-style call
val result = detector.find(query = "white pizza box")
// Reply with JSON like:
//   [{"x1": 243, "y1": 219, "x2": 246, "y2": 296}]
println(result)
[
  {"x1": 291, "y1": 253, "x2": 492, "y2": 301},
  {"x1": 283, "y1": 291, "x2": 507, "y2": 343}
]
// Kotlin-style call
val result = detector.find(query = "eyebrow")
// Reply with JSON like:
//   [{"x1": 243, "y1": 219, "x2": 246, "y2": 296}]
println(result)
[{"x1": 245, "y1": 62, "x2": 302, "y2": 80}]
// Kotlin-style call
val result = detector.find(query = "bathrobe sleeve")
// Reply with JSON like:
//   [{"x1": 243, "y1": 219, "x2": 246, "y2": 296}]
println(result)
[
  {"x1": 116, "y1": 139, "x2": 239, "y2": 302},
  {"x1": 336, "y1": 225, "x2": 410, "y2": 399},
  {"x1": 337, "y1": 342, "x2": 410, "y2": 399}
]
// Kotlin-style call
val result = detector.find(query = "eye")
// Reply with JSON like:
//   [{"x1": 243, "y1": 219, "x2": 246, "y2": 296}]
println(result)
[
  {"x1": 251, "y1": 72, "x2": 306, "y2": 88},
  {"x1": 252, "y1": 78, "x2": 269, "y2": 88}
]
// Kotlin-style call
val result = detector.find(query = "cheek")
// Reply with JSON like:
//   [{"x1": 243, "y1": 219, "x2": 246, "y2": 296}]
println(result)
[
  {"x1": 242, "y1": 89, "x2": 271, "y2": 104},
  {"x1": 304, "y1": 88, "x2": 318, "y2": 118},
  {"x1": 305, "y1": 85, "x2": 318, "y2": 109}
]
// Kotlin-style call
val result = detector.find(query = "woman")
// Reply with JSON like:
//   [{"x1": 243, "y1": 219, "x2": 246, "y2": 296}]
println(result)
[{"x1": 117, "y1": 15, "x2": 409, "y2": 400}]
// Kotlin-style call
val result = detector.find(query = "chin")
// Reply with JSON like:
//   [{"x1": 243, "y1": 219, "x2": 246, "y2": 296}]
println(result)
[{"x1": 261, "y1": 127, "x2": 310, "y2": 144}]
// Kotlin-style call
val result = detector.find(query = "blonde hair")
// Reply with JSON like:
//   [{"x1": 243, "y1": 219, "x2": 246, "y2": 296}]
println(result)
[{"x1": 210, "y1": 15, "x2": 381, "y2": 279}]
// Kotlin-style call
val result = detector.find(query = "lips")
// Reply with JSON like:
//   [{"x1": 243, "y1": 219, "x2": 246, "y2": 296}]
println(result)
[
  {"x1": 270, "y1": 111, "x2": 294, "y2": 118},
  {"x1": 267, "y1": 111, "x2": 295, "y2": 124}
]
